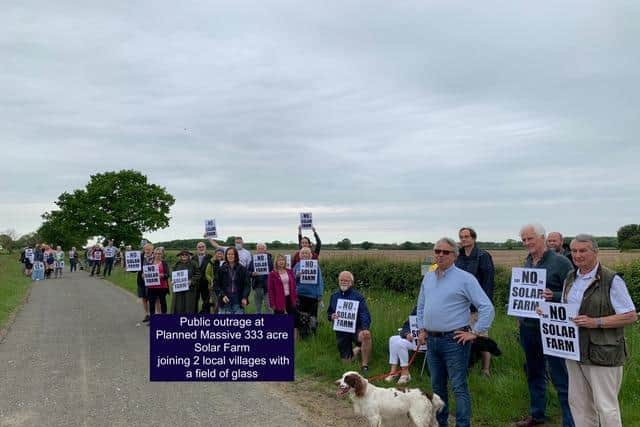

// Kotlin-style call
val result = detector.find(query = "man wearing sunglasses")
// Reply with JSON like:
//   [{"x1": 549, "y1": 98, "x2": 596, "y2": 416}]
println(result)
[{"x1": 416, "y1": 237, "x2": 495, "y2": 427}]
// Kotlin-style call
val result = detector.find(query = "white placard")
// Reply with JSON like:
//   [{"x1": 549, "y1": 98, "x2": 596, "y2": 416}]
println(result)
[
  {"x1": 299, "y1": 212, "x2": 313, "y2": 229},
  {"x1": 172, "y1": 270, "x2": 190, "y2": 293},
  {"x1": 54, "y1": 260, "x2": 65, "y2": 268},
  {"x1": 539, "y1": 302, "x2": 580, "y2": 361},
  {"x1": 333, "y1": 298, "x2": 359, "y2": 333},
  {"x1": 204, "y1": 219, "x2": 217, "y2": 238},
  {"x1": 507, "y1": 267, "x2": 547, "y2": 318},
  {"x1": 104, "y1": 246, "x2": 117, "y2": 258},
  {"x1": 143, "y1": 264, "x2": 161, "y2": 287},
  {"x1": 299, "y1": 259, "x2": 318, "y2": 284},
  {"x1": 93, "y1": 251, "x2": 103, "y2": 261},
  {"x1": 33, "y1": 261, "x2": 44, "y2": 271},
  {"x1": 285, "y1": 254, "x2": 291, "y2": 269},
  {"x1": 25, "y1": 248, "x2": 34, "y2": 263},
  {"x1": 409, "y1": 315, "x2": 427, "y2": 351},
  {"x1": 253, "y1": 254, "x2": 269, "y2": 276},
  {"x1": 125, "y1": 251, "x2": 142, "y2": 272}
]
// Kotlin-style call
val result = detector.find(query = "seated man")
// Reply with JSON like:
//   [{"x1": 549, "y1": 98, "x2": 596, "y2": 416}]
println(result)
[{"x1": 327, "y1": 271, "x2": 372, "y2": 375}]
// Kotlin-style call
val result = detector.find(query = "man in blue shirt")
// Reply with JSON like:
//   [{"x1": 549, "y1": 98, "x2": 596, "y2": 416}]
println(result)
[{"x1": 417, "y1": 237, "x2": 494, "y2": 427}]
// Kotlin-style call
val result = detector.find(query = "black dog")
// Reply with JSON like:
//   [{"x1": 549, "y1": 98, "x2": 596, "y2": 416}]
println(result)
[{"x1": 469, "y1": 336, "x2": 502, "y2": 368}]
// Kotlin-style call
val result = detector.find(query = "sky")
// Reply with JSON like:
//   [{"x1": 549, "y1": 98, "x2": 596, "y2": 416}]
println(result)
[{"x1": 1, "y1": 0, "x2": 639, "y2": 244}]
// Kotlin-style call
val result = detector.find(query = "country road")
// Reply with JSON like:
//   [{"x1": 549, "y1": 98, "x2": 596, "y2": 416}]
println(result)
[{"x1": 0, "y1": 273, "x2": 317, "y2": 427}]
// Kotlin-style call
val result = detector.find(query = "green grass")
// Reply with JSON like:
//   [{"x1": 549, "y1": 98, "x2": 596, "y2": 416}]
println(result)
[
  {"x1": 105, "y1": 263, "x2": 640, "y2": 426},
  {"x1": 0, "y1": 254, "x2": 33, "y2": 328}
]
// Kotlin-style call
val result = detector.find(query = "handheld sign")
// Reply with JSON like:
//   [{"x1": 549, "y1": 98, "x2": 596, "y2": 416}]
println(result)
[
  {"x1": 409, "y1": 315, "x2": 427, "y2": 351},
  {"x1": 539, "y1": 302, "x2": 580, "y2": 361},
  {"x1": 285, "y1": 254, "x2": 291, "y2": 269},
  {"x1": 204, "y1": 219, "x2": 217, "y2": 238},
  {"x1": 93, "y1": 251, "x2": 103, "y2": 262},
  {"x1": 25, "y1": 248, "x2": 34, "y2": 263},
  {"x1": 143, "y1": 264, "x2": 161, "y2": 287},
  {"x1": 172, "y1": 270, "x2": 190, "y2": 293},
  {"x1": 507, "y1": 267, "x2": 547, "y2": 318},
  {"x1": 252, "y1": 254, "x2": 269, "y2": 276},
  {"x1": 33, "y1": 261, "x2": 44, "y2": 271},
  {"x1": 299, "y1": 212, "x2": 313, "y2": 229},
  {"x1": 299, "y1": 260, "x2": 318, "y2": 284},
  {"x1": 125, "y1": 251, "x2": 142, "y2": 272},
  {"x1": 104, "y1": 246, "x2": 116, "y2": 258},
  {"x1": 140, "y1": 239, "x2": 147, "y2": 248},
  {"x1": 54, "y1": 260, "x2": 65, "y2": 269},
  {"x1": 333, "y1": 299, "x2": 359, "y2": 333}
]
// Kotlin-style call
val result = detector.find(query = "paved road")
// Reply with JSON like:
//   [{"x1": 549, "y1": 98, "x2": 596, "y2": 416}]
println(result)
[{"x1": 0, "y1": 273, "x2": 310, "y2": 427}]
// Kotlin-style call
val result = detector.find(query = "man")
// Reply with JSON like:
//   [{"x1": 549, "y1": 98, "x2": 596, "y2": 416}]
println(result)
[
  {"x1": 248, "y1": 243, "x2": 273, "y2": 314},
  {"x1": 103, "y1": 239, "x2": 117, "y2": 277},
  {"x1": 516, "y1": 224, "x2": 575, "y2": 427},
  {"x1": 547, "y1": 231, "x2": 575, "y2": 267},
  {"x1": 208, "y1": 236, "x2": 252, "y2": 268},
  {"x1": 192, "y1": 241, "x2": 212, "y2": 313},
  {"x1": 561, "y1": 234, "x2": 636, "y2": 426},
  {"x1": 327, "y1": 271, "x2": 372, "y2": 375},
  {"x1": 456, "y1": 226, "x2": 495, "y2": 376},
  {"x1": 90, "y1": 244, "x2": 104, "y2": 277},
  {"x1": 416, "y1": 237, "x2": 494, "y2": 427}
]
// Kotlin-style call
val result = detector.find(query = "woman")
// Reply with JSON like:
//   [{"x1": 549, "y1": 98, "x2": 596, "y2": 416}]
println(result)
[
  {"x1": 291, "y1": 225, "x2": 321, "y2": 268},
  {"x1": 68, "y1": 247, "x2": 78, "y2": 272},
  {"x1": 171, "y1": 250, "x2": 199, "y2": 314},
  {"x1": 293, "y1": 247, "x2": 324, "y2": 337},
  {"x1": 43, "y1": 244, "x2": 55, "y2": 279},
  {"x1": 146, "y1": 247, "x2": 170, "y2": 319},
  {"x1": 205, "y1": 248, "x2": 225, "y2": 314},
  {"x1": 136, "y1": 243, "x2": 155, "y2": 323},
  {"x1": 268, "y1": 254, "x2": 299, "y2": 338},
  {"x1": 386, "y1": 306, "x2": 419, "y2": 385},
  {"x1": 215, "y1": 247, "x2": 250, "y2": 314},
  {"x1": 54, "y1": 245, "x2": 65, "y2": 279}
]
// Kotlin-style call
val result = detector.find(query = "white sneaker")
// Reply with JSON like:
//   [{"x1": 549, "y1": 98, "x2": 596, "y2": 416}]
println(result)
[
  {"x1": 384, "y1": 374, "x2": 400, "y2": 383},
  {"x1": 397, "y1": 375, "x2": 411, "y2": 385}
]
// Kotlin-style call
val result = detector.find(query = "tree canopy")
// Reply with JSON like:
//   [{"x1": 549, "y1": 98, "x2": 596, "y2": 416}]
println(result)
[
  {"x1": 618, "y1": 224, "x2": 640, "y2": 250},
  {"x1": 39, "y1": 170, "x2": 175, "y2": 247}
]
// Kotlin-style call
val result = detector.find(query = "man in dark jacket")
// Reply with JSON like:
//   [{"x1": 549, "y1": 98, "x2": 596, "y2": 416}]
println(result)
[
  {"x1": 327, "y1": 271, "x2": 372, "y2": 375},
  {"x1": 192, "y1": 241, "x2": 212, "y2": 313},
  {"x1": 456, "y1": 226, "x2": 495, "y2": 376}
]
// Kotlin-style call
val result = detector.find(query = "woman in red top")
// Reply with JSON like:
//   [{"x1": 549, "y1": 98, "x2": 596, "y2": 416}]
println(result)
[
  {"x1": 147, "y1": 247, "x2": 170, "y2": 318},
  {"x1": 291, "y1": 225, "x2": 321, "y2": 268},
  {"x1": 268, "y1": 254, "x2": 299, "y2": 339}
]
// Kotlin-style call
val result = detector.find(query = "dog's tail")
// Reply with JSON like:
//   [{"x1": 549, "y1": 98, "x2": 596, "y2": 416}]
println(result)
[{"x1": 431, "y1": 393, "x2": 445, "y2": 415}]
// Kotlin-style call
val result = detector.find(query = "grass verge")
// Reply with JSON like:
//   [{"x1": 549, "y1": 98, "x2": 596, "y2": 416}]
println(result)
[{"x1": 0, "y1": 254, "x2": 33, "y2": 331}]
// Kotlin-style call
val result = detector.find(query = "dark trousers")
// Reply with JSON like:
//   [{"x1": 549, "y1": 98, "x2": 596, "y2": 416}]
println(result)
[
  {"x1": 91, "y1": 260, "x2": 101, "y2": 276},
  {"x1": 103, "y1": 257, "x2": 114, "y2": 276},
  {"x1": 70, "y1": 259, "x2": 77, "y2": 272},
  {"x1": 198, "y1": 280, "x2": 210, "y2": 313},
  {"x1": 148, "y1": 288, "x2": 168, "y2": 315},
  {"x1": 519, "y1": 323, "x2": 574, "y2": 426}
]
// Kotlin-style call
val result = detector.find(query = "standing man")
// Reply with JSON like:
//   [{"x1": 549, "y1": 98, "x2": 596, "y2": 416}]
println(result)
[
  {"x1": 192, "y1": 241, "x2": 212, "y2": 313},
  {"x1": 208, "y1": 236, "x2": 252, "y2": 268},
  {"x1": 90, "y1": 244, "x2": 104, "y2": 277},
  {"x1": 103, "y1": 239, "x2": 117, "y2": 278},
  {"x1": 547, "y1": 231, "x2": 575, "y2": 267},
  {"x1": 516, "y1": 224, "x2": 574, "y2": 427},
  {"x1": 561, "y1": 234, "x2": 636, "y2": 426},
  {"x1": 327, "y1": 271, "x2": 372, "y2": 375},
  {"x1": 456, "y1": 226, "x2": 495, "y2": 376},
  {"x1": 248, "y1": 243, "x2": 273, "y2": 314},
  {"x1": 416, "y1": 238, "x2": 494, "y2": 427}
]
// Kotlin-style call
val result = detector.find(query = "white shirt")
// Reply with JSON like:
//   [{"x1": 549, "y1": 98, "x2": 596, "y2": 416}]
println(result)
[{"x1": 566, "y1": 263, "x2": 636, "y2": 314}]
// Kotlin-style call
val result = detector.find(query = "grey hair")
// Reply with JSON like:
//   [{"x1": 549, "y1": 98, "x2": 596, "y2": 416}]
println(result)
[
  {"x1": 339, "y1": 270, "x2": 354, "y2": 282},
  {"x1": 256, "y1": 242, "x2": 267, "y2": 249},
  {"x1": 520, "y1": 223, "x2": 546, "y2": 238},
  {"x1": 573, "y1": 234, "x2": 599, "y2": 252},
  {"x1": 436, "y1": 237, "x2": 459, "y2": 253}
]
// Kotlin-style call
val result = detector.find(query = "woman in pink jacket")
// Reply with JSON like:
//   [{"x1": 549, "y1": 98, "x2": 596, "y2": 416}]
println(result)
[{"x1": 268, "y1": 254, "x2": 299, "y2": 339}]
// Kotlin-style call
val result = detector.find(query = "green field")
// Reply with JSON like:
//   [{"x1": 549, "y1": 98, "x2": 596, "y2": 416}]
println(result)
[{"x1": 0, "y1": 254, "x2": 32, "y2": 329}]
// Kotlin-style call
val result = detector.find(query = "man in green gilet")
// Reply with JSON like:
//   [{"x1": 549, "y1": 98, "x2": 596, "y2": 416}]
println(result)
[{"x1": 561, "y1": 234, "x2": 636, "y2": 427}]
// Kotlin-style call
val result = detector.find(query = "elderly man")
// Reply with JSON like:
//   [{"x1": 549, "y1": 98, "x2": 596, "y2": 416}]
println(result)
[
  {"x1": 248, "y1": 243, "x2": 273, "y2": 314},
  {"x1": 327, "y1": 271, "x2": 372, "y2": 375},
  {"x1": 456, "y1": 226, "x2": 495, "y2": 376},
  {"x1": 561, "y1": 234, "x2": 636, "y2": 426},
  {"x1": 416, "y1": 237, "x2": 494, "y2": 427},
  {"x1": 516, "y1": 224, "x2": 574, "y2": 427},
  {"x1": 193, "y1": 241, "x2": 212, "y2": 313},
  {"x1": 547, "y1": 231, "x2": 575, "y2": 268},
  {"x1": 208, "y1": 236, "x2": 252, "y2": 268}
]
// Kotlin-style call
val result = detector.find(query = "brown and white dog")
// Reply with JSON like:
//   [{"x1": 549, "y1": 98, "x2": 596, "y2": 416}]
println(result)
[{"x1": 335, "y1": 371, "x2": 444, "y2": 427}]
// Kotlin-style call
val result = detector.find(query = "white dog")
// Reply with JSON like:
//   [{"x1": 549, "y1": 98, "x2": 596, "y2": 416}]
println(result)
[{"x1": 335, "y1": 371, "x2": 444, "y2": 427}]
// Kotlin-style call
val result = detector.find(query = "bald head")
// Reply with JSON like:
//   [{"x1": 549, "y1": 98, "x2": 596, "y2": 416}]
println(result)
[{"x1": 546, "y1": 232, "x2": 564, "y2": 253}]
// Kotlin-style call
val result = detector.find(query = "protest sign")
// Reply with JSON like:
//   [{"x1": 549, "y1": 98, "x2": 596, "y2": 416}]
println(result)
[
  {"x1": 408, "y1": 315, "x2": 427, "y2": 351},
  {"x1": 125, "y1": 251, "x2": 142, "y2": 272},
  {"x1": 33, "y1": 261, "x2": 44, "y2": 271},
  {"x1": 93, "y1": 251, "x2": 102, "y2": 262},
  {"x1": 204, "y1": 219, "x2": 217, "y2": 238},
  {"x1": 25, "y1": 248, "x2": 34, "y2": 263},
  {"x1": 299, "y1": 212, "x2": 313, "y2": 229},
  {"x1": 285, "y1": 255, "x2": 291, "y2": 269},
  {"x1": 54, "y1": 260, "x2": 64, "y2": 269},
  {"x1": 539, "y1": 302, "x2": 580, "y2": 361},
  {"x1": 144, "y1": 264, "x2": 161, "y2": 287},
  {"x1": 252, "y1": 254, "x2": 269, "y2": 275},
  {"x1": 333, "y1": 299, "x2": 360, "y2": 333},
  {"x1": 172, "y1": 270, "x2": 190, "y2": 293},
  {"x1": 104, "y1": 246, "x2": 117, "y2": 258},
  {"x1": 507, "y1": 267, "x2": 546, "y2": 318},
  {"x1": 299, "y1": 260, "x2": 318, "y2": 284}
]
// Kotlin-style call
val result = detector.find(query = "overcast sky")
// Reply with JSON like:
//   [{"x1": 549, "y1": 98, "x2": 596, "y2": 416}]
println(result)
[{"x1": 2, "y1": 1, "x2": 638, "y2": 244}]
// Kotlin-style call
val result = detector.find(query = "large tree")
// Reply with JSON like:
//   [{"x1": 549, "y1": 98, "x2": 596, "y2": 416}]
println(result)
[
  {"x1": 40, "y1": 170, "x2": 175, "y2": 246},
  {"x1": 617, "y1": 224, "x2": 640, "y2": 250}
]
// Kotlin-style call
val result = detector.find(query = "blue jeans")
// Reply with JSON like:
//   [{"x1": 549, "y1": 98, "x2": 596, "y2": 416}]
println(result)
[
  {"x1": 218, "y1": 304, "x2": 244, "y2": 314},
  {"x1": 426, "y1": 334, "x2": 472, "y2": 427},
  {"x1": 519, "y1": 323, "x2": 574, "y2": 427},
  {"x1": 103, "y1": 257, "x2": 114, "y2": 276}
]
